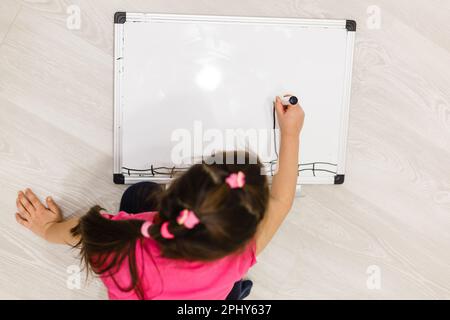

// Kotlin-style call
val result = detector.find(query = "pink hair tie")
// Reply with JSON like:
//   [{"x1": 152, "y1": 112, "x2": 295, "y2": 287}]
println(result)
[
  {"x1": 160, "y1": 221, "x2": 175, "y2": 239},
  {"x1": 177, "y1": 209, "x2": 200, "y2": 229},
  {"x1": 140, "y1": 221, "x2": 153, "y2": 238},
  {"x1": 158, "y1": 209, "x2": 200, "y2": 240},
  {"x1": 225, "y1": 171, "x2": 246, "y2": 189}
]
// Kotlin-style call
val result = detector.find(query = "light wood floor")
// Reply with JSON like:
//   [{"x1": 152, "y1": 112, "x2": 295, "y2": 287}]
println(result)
[{"x1": 0, "y1": 0, "x2": 449, "y2": 299}]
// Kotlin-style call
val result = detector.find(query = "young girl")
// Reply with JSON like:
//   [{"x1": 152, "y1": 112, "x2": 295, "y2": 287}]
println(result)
[{"x1": 15, "y1": 96, "x2": 304, "y2": 300}]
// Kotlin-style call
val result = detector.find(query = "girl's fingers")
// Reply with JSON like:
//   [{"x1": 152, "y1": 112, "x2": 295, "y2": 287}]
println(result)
[
  {"x1": 15, "y1": 213, "x2": 30, "y2": 228},
  {"x1": 17, "y1": 195, "x2": 32, "y2": 218},
  {"x1": 25, "y1": 189, "x2": 44, "y2": 210},
  {"x1": 274, "y1": 96, "x2": 285, "y2": 117},
  {"x1": 16, "y1": 198, "x2": 25, "y2": 212},
  {"x1": 46, "y1": 196, "x2": 59, "y2": 214}
]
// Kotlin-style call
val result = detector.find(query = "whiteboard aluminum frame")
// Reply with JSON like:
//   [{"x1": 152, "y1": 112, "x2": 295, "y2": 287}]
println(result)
[{"x1": 113, "y1": 12, "x2": 356, "y2": 185}]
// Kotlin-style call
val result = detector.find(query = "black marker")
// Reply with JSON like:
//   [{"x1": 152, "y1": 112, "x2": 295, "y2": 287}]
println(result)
[{"x1": 280, "y1": 95, "x2": 299, "y2": 106}]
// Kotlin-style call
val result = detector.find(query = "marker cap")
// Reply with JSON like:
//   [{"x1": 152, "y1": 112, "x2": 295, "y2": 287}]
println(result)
[{"x1": 280, "y1": 95, "x2": 299, "y2": 106}]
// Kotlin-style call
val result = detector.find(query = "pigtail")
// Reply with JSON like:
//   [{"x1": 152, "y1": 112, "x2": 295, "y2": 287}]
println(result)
[{"x1": 71, "y1": 205, "x2": 146, "y2": 299}]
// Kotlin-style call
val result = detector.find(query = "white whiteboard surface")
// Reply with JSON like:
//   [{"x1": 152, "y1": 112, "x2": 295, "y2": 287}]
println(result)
[{"x1": 113, "y1": 13, "x2": 355, "y2": 185}]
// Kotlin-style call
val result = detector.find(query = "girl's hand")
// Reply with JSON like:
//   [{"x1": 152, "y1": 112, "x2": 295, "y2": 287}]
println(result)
[
  {"x1": 15, "y1": 189, "x2": 63, "y2": 240},
  {"x1": 275, "y1": 95, "x2": 305, "y2": 138}
]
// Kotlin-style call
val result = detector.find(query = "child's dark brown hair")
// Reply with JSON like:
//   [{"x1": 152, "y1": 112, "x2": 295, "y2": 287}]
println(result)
[{"x1": 71, "y1": 151, "x2": 269, "y2": 299}]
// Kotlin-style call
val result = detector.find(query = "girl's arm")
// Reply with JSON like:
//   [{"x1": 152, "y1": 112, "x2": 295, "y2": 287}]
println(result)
[
  {"x1": 15, "y1": 189, "x2": 80, "y2": 246},
  {"x1": 255, "y1": 96, "x2": 305, "y2": 255},
  {"x1": 43, "y1": 217, "x2": 80, "y2": 246}
]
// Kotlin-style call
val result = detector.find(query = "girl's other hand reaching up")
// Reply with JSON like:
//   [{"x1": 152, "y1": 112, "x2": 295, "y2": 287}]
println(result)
[{"x1": 15, "y1": 189, "x2": 63, "y2": 240}]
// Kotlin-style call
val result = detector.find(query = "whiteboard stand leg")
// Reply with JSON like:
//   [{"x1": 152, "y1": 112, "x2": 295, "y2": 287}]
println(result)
[{"x1": 295, "y1": 185, "x2": 302, "y2": 197}]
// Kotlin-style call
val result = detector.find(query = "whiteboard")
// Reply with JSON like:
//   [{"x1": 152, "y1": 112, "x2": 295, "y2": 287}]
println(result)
[{"x1": 113, "y1": 13, "x2": 356, "y2": 185}]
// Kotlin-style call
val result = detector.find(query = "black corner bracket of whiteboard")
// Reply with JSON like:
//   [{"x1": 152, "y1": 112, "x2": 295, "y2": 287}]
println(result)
[
  {"x1": 114, "y1": 174, "x2": 125, "y2": 184},
  {"x1": 345, "y1": 20, "x2": 357, "y2": 31},
  {"x1": 334, "y1": 174, "x2": 345, "y2": 185},
  {"x1": 115, "y1": 12, "x2": 127, "y2": 24}
]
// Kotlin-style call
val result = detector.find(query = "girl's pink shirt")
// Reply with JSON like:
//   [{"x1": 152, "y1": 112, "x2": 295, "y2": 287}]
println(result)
[{"x1": 99, "y1": 211, "x2": 257, "y2": 300}]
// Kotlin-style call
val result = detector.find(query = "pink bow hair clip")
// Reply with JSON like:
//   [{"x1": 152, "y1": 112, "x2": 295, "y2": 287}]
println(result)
[
  {"x1": 225, "y1": 171, "x2": 246, "y2": 189},
  {"x1": 158, "y1": 209, "x2": 200, "y2": 240},
  {"x1": 177, "y1": 209, "x2": 200, "y2": 229}
]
